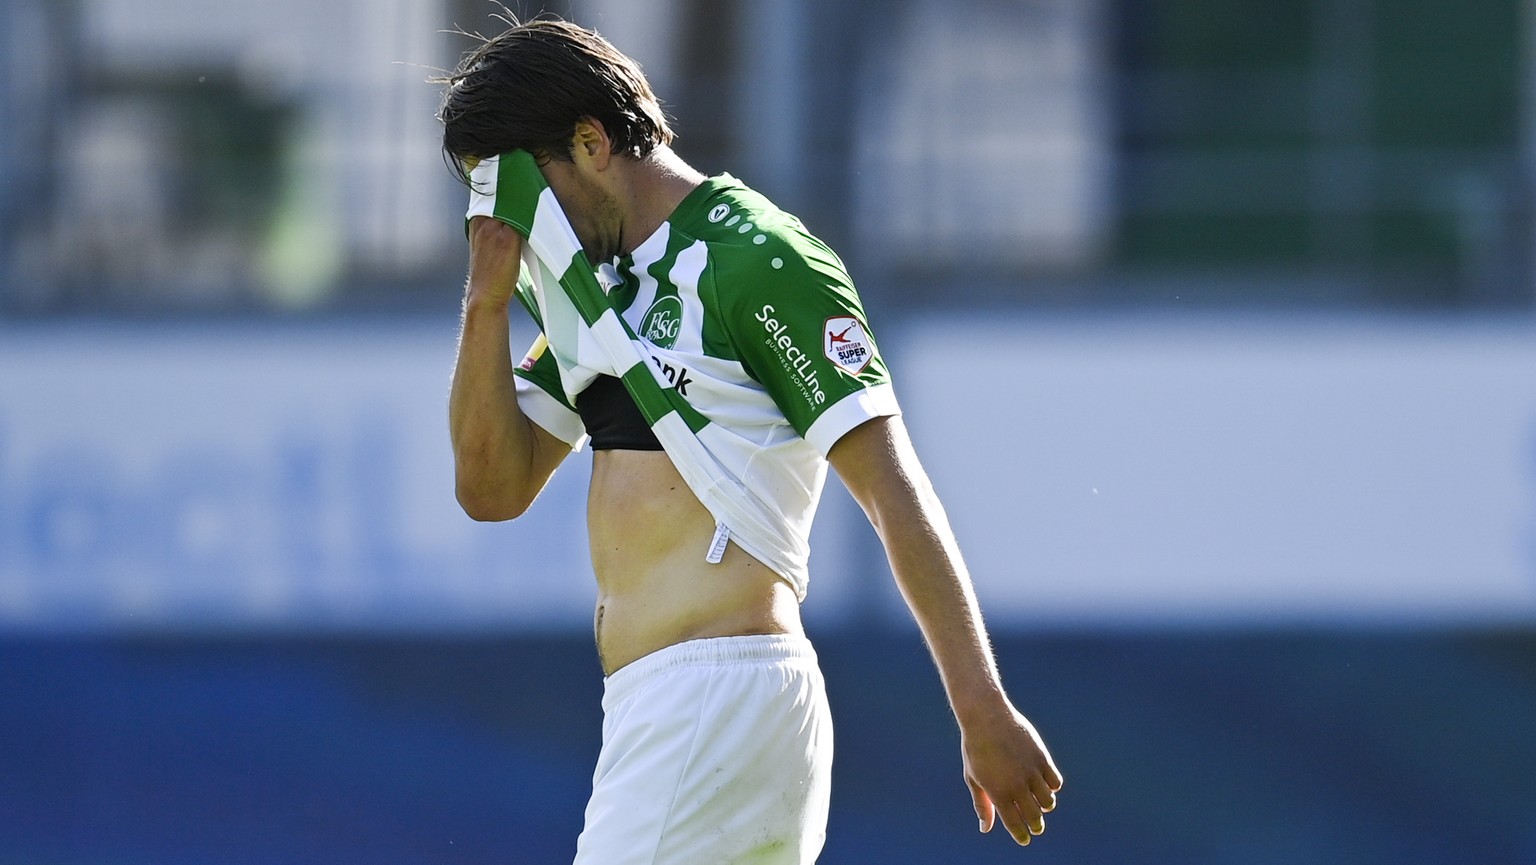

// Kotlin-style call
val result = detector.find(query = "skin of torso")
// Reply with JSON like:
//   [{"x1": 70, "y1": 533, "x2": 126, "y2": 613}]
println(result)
[{"x1": 586, "y1": 449, "x2": 803, "y2": 675}]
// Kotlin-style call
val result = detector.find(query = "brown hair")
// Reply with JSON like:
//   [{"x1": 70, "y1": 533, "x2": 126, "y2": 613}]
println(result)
[{"x1": 436, "y1": 15, "x2": 674, "y2": 185}]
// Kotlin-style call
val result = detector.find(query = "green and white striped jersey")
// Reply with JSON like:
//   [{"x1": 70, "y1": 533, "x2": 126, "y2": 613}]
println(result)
[{"x1": 512, "y1": 173, "x2": 901, "y2": 596}]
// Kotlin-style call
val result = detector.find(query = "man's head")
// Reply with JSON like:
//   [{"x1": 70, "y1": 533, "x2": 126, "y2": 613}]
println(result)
[{"x1": 437, "y1": 16, "x2": 673, "y2": 185}]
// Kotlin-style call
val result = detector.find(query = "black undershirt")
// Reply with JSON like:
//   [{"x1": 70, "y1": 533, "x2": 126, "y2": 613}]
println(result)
[{"x1": 575, "y1": 375, "x2": 664, "y2": 451}]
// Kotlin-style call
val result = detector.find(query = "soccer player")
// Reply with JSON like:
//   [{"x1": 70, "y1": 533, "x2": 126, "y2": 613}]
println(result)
[{"x1": 438, "y1": 16, "x2": 1061, "y2": 864}]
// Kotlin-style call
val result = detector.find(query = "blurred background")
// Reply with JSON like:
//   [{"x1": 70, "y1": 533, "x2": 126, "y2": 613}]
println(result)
[{"x1": 2, "y1": 0, "x2": 1535, "y2": 862}]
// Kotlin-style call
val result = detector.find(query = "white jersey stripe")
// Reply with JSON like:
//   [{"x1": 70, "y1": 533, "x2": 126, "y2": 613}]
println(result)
[
  {"x1": 668, "y1": 238, "x2": 710, "y2": 358},
  {"x1": 626, "y1": 222, "x2": 667, "y2": 322}
]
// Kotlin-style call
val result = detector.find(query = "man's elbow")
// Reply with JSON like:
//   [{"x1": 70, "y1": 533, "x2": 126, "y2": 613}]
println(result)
[{"x1": 455, "y1": 483, "x2": 533, "y2": 522}]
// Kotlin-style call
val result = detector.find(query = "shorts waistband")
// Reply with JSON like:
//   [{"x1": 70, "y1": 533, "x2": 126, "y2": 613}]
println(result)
[{"x1": 603, "y1": 634, "x2": 817, "y2": 706}]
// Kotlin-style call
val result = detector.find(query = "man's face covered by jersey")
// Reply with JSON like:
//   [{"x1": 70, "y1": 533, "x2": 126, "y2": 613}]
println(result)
[{"x1": 536, "y1": 132, "x2": 627, "y2": 264}]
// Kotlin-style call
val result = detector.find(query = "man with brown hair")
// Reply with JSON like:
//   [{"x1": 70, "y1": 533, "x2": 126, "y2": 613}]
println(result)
[{"x1": 438, "y1": 15, "x2": 1061, "y2": 864}]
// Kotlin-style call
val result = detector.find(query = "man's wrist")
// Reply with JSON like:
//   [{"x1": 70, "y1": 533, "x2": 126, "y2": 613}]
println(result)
[
  {"x1": 463, "y1": 285, "x2": 514, "y2": 315},
  {"x1": 948, "y1": 679, "x2": 1013, "y2": 728}
]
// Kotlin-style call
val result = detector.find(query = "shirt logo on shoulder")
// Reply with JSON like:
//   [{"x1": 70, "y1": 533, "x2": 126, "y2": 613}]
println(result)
[
  {"x1": 639, "y1": 295, "x2": 683, "y2": 349},
  {"x1": 824, "y1": 316, "x2": 872, "y2": 374},
  {"x1": 708, "y1": 203, "x2": 731, "y2": 223}
]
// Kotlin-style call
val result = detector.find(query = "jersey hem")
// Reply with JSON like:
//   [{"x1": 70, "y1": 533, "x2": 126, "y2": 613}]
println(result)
[
  {"x1": 724, "y1": 534, "x2": 810, "y2": 602},
  {"x1": 516, "y1": 379, "x2": 589, "y2": 450}
]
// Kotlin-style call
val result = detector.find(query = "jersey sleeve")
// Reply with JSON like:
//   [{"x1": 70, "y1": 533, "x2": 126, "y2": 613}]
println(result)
[
  {"x1": 512, "y1": 333, "x2": 588, "y2": 449},
  {"x1": 717, "y1": 231, "x2": 900, "y2": 456}
]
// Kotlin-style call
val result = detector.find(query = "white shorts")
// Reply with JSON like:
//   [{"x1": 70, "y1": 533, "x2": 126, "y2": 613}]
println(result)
[{"x1": 573, "y1": 634, "x2": 833, "y2": 865}]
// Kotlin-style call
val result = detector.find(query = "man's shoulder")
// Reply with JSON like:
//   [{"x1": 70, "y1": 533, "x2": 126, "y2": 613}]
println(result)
[
  {"x1": 674, "y1": 177, "x2": 851, "y2": 303},
  {"x1": 676, "y1": 177, "x2": 823, "y2": 255},
  {"x1": 676, "y1": 174, "x2": 776, "y2": 234}
]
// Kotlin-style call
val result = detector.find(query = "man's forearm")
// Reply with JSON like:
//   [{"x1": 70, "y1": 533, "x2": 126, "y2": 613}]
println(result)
[
  {"x1": 829, "y1": 417, "x2": 1007, "y2": 719},
  {"x1": 867, "y1": 455, "x2": 1009, "y2": 723},
  {"x1": 448, "y1": 290, "x2": 541, "y2": 519}
]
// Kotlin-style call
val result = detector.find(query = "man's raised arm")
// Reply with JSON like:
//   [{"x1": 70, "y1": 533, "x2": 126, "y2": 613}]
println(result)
[
  {"x1": 827, "y1": 415, "x2": 1063, "y2": 846},
  {"x1": 449, "y1": 216, "x2": 568, "y2": 521}
]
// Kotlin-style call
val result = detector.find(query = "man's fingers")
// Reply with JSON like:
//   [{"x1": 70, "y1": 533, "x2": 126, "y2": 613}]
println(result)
[
  {"x1": 467, "y1": 214, "x2": 497, "y2": 245},
  {"x1": 468, "y1": 214, "x2": 508, "y2": 236},
  {"x1": 1020, "y1": 794, "x2": 1046, "y2": 836},
  {"x1": 469, "y1": 216, "x2": 520, "y2": 253},
  {"x1": 1045, "y1": 762, "x2": 1065, "y2": 792},
  {"x1": 995, "y1": 793, "x2": 1043, "y2": 845},
  {"x1": 967, "y1": 777, "x2": 995, "y2": 833},
  {"x1": 1030, "y1": 774, "x2": 1058, "y2": 813}
]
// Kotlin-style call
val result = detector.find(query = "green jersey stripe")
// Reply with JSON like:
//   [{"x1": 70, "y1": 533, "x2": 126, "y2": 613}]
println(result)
[{"x1": 489, "y1": 153, "x2": 543, "y2": 231}]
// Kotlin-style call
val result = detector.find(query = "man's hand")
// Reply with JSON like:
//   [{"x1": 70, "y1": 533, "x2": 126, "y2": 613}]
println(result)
[
  {"x1": 467, "y1": 215, "x2": 525, "y2": 306},
  {"x1": 961, "y1": 703, "x2": 1063, "y2": 845}
]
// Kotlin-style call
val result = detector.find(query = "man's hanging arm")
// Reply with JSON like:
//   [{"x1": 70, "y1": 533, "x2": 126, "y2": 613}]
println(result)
[{"x1": 827, "y1": 415, "x2": 1064, "y2": 846}]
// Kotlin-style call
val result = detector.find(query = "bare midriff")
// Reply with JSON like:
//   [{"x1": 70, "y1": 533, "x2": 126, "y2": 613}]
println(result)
[{"x1": 587, "y1": 449, "x2": 803, "y2": 676}]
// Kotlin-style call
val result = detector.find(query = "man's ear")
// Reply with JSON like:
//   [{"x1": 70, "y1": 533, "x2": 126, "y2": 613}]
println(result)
[{"x1": 572, "y1": 118, "x2": 612, "y2": 169}]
